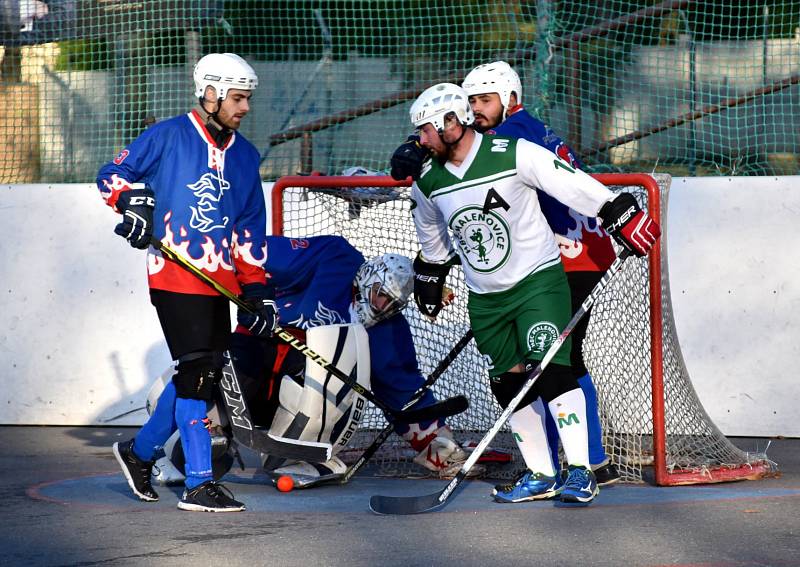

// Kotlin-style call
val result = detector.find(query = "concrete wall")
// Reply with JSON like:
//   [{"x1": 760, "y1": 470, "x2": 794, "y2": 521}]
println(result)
[{"x1": 0, "y1": 176, "x2": 798, "y2": 436}]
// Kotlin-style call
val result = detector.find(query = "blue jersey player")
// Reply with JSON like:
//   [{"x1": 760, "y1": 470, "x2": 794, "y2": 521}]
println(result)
[{"x1": 101, "y1": 53, "x2": 278, "y2": 512}]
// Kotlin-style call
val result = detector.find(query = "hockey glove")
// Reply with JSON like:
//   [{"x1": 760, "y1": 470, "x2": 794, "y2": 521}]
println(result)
[
  {"x1": 114, "y1": 188, "x2": 155, "y2": 249},
  {"x1": 413, "y1": 253, "x2": 453, "y2": 318},
  {"x1": 598, "y1": 192, "x2": 661, "y2": 257},
  {"x1": 390, "y1": 135, "x2": 430, "y2": 181},
  {"x1": 237, "y1": 283, "x2": 279, "y2": 338}
]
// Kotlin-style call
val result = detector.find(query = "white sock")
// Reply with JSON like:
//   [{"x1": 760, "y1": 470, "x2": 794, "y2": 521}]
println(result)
[
  {"x1": 508, "y1": 398, "x2": 556, "y2": 477},
  {"x1": 548, "y1": 388, "x2": 590, "y2": 468}
]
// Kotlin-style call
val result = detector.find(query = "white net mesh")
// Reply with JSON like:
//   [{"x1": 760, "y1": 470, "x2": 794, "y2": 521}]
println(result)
[{"x1": 275, "y1": 172, "x2": 776, "y2": 483}]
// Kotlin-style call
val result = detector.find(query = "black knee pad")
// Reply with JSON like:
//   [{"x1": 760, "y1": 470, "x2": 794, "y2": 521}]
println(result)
[
  {"x1": 173, "y1": 351, "x2": 219, "y2": 401},
  {"x1": 534, "y1": 362, "x2": 580, "y2": 403},
  {"x1": 490, "y1": 371, "x2": 541, "y2": 411}
]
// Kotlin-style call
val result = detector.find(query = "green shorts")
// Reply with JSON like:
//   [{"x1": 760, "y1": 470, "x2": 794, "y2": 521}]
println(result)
[{"x1": 468, "y1": 264, "x2": 572, "y2": 376}]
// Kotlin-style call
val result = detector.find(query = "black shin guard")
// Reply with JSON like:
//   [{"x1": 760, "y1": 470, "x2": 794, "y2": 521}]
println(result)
[
  {"x1": 490, "y1": 362, "x2": 579, "y2": 410},
  {"x1": 173, "y1": 351, "x2": 220, "y2": 401},
  {"x1": 534, "y1": 362, "x2": 580, "y2": 403},
  {"x1": 490, "y1": 371, "x2": 538, "y2": 411}
]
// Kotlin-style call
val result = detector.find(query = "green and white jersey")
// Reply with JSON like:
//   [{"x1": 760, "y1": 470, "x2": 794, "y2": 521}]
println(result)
[{"x1": 411, "y1": 132, "x2": 615, "y2": 294}]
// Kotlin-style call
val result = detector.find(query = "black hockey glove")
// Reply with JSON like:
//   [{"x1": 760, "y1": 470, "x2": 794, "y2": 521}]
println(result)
[
  {"x1": 598, "y1": 192, "x2": 661, "y2": 257},
  {"x1": 413, "y1": 253, "x2": 453, "y2": 318},
  {"x1": 114, "y1": 188, "x2": 155, "y2": 249},
  {"x1": 390, "y1": 135, "x2": 430, "y2": 181},
  {"x1": 237, "y1": 282, "x2": 279, "y2": 338}
]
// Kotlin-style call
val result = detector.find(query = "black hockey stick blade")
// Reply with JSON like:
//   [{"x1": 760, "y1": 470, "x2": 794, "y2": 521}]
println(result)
[
  {"x1": 391, "y1": 395, "x2": 469, "y2": 423},
  {"x1": 369, "y1": 471, "x2": 467, "y2": 515}
]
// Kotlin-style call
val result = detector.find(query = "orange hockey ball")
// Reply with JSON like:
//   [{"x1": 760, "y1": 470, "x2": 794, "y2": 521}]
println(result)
[{"x1": 276, "y1": 475, "x2": 294, "y2": 492}]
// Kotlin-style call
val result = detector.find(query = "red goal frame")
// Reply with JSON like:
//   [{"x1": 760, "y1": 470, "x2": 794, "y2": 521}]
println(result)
[{"x1": 271, "y1": 172, "x2": 773, "y2": 486}]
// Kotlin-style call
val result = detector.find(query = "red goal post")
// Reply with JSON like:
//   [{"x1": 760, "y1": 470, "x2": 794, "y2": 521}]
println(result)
[{"x1": 271, "y1": 172, "x2": 775, "y2": 485}]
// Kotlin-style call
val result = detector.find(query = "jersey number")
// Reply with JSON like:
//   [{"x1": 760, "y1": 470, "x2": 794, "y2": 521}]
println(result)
[{"x1": 553, "y1": 158, "x2": 576, "y2": 174}]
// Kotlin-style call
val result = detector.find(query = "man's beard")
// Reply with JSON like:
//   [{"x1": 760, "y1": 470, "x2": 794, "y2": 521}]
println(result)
[
  {"x1": 473, "y1": 112, "x2": 501, "y2": 133},
  {"x1": 432, "y1": 144, "x2": 458, "y2": 164},
  {"x1": 472, "y1": 120, "x2": 490, "y2": 134}
]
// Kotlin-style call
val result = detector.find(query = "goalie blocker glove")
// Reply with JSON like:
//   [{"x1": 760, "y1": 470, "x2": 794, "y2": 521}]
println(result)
[
  {"x1": 598, "y1": 192, "x2": 661, "y2": 257},
  {"x1": 114, "y1": 187, "x2": 155, "y2": 249},
  {"x1": 390, "y1": 135, "x2": 430, "y2": 181},
  {"x1": 413, "y1": 253, "x2": 453, "y2": 318},
  {"x1": 237, "y1": 282, "x2": 279, "y2": 337}
]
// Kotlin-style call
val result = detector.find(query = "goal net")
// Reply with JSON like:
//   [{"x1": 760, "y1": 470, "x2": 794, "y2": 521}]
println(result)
[{"x1": 272, "y1": 172, "x2": 776, "y2": 484}]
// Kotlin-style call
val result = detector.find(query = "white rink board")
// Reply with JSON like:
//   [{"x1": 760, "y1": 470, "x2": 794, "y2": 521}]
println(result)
[
  {"x1": 667, "y1": 176, "x2": 800, "y2": 437},
  {"x1": 0, "y1": 178, "x2": 798, "y2": 437}
]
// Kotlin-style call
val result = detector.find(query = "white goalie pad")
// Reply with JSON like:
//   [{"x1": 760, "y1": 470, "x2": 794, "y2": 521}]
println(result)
[{"x1": 268, "y1": 323, "x2": 371, "y2": 459}]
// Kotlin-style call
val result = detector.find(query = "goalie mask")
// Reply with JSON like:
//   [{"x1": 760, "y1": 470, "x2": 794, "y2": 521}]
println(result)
[
  {"x1": 354, "y1": 254, "x2": 413, "y2": 328},
  {"x1": 193, "y1": 53, "x2": 258, "y2": 101},
  {"x1": 410, "y1": 83, "x2": 475, "y2": 133},
  {"x1": 462, "y1": 60, "x2": 522, "y2": 120}
]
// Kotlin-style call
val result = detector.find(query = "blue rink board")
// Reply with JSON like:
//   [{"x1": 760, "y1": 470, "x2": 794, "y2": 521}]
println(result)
[{"x1": 31, "y1": 469, "x2": 800, "y2": 515}]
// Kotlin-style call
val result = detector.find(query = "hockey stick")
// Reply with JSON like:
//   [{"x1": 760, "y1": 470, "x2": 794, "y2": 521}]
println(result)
[
  {"x1": 153, "y1": 240, "x2": 469, "y2": 425},
  {"x1": 369, "y1": 250, "x2": 633, "y2": 515}
]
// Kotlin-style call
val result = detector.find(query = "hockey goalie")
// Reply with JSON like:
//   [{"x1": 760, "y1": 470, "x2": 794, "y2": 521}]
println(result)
[{"x1": 145, "y1": 235, "x2": 479, "y2": 488}]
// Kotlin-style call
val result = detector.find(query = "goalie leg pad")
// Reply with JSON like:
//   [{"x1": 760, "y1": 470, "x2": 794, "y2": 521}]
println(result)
[{"x1": 266, "y1": 324, "x2": 371, "y2": 461}]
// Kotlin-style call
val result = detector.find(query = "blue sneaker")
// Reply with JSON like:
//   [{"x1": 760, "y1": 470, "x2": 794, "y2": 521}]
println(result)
[
  {"x1": 557, "y1": 466, "x2": 598, "y2": 507},
  {"x1": 492, "y1": 470, "x2": 562, "y2": 503}
]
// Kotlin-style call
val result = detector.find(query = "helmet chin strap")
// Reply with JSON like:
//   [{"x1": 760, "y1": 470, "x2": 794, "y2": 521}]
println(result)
[
  {"x1": 439, "y1": 122, "x2": 468, "y2": 148},
  {"x1": 434, "y1": 123, "x2": 469, "y2": 163},
  {"x1": 196, "y1": 98, "x2": 232, "y2": 146}
]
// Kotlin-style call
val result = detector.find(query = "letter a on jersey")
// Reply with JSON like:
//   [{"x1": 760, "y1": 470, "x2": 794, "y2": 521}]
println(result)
[{"x1": 482, "y1": 188, "x2": 510, "y2": 215}]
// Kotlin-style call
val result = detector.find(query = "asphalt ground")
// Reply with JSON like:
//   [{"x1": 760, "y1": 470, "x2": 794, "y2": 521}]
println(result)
[{"x1": 3, "y1": 426, "x2": 799, "y2": 567}]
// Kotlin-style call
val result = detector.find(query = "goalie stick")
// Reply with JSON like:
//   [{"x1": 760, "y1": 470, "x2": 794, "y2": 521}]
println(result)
[
  {"x1": 340, "y1": 329, "x2": 474, "y2": 482},
  {"x1": 369, "y1": 250, "x2": 633, "y2": 515},
  {"x1": 292, "y1": 329, "x2": 475, "y2": 488},
  {"x1": 153, "y1": 239, "x2": 469, "y2": 426}
]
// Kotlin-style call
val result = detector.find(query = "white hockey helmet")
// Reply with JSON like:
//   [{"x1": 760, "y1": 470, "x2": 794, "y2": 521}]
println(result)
[
  {"x1": 409, "y1": 83, "x2": 475, "y2": 132},
  {"x1": 193, "y1": 53, "x2": 258, "y2": 101},
  {"x1": 462, "y1": 60, "x2": 522, "y2": 115},
  {"x1": 354, "y1": 254, "x2": 413, "y2": 328}
]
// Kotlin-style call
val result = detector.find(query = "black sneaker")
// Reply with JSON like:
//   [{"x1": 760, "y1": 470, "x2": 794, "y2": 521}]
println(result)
[
  {"x1": 593, "y1": 462, "x2": 621, "y2": 486},
  {"x1": 178, "y1": 481, "x2": 245, "y2": 512},
  {"x1": 113, "y1": 439, "x2": 159, "y2": 502}
]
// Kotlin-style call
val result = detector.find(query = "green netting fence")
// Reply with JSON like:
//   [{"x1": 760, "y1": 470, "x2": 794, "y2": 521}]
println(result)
[{"x1": 2, "y1": 0, "x2": 799, "y2": 183}]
